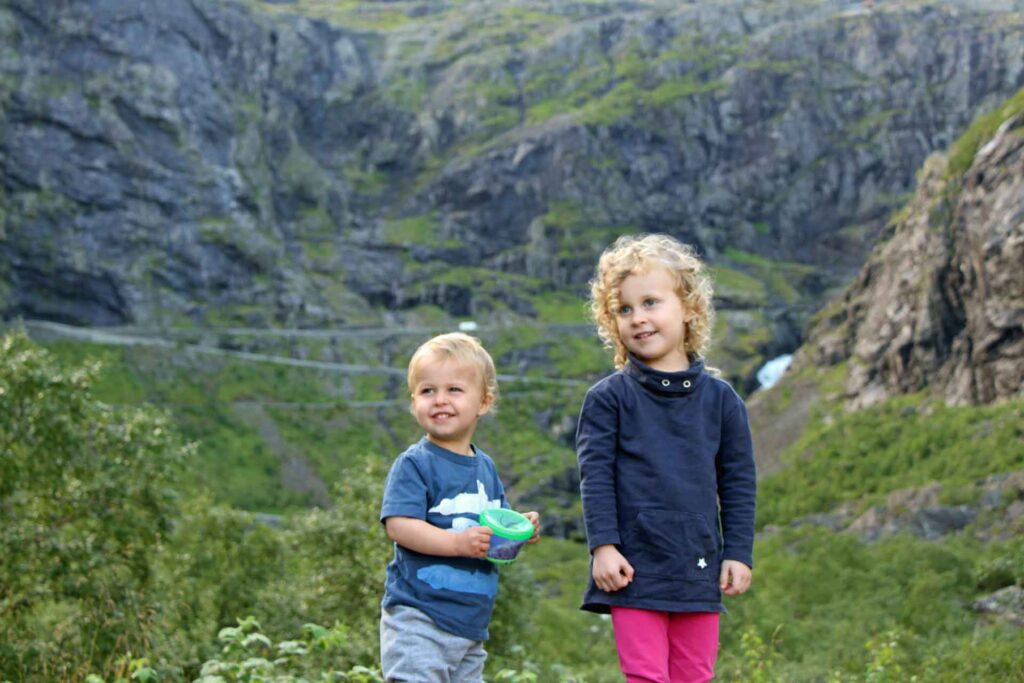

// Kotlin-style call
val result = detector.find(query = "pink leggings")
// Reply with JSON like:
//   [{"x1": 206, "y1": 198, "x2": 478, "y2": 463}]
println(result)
[{"x1": 610, "y1": 607, "x2": 720, "y2": 683}]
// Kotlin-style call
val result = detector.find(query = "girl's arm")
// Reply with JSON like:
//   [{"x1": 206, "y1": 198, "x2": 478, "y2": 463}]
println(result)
[
  {"x1": 576, "y1": 386, "x2": 622, "y2": 551},
  {"x1": 592, "y1": 544, "x2": 634, "y2": 592},
  {"x1": 716, "y1": 392, "x2": 757, "y2": 571},
  {"x1": 720, "y1": 559, "x2": 752, "y2": 596},
  {"x1": 577, "y1": 385, "x2": 634, "y2": 591},
  {"x1": 384, "y1": 516, "x2": 493, "y2": 559}
]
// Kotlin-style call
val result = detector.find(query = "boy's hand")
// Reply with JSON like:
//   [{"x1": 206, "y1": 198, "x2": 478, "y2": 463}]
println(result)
[
  {"x1": 592, "y1": 544, "x2": 634, "y2": 592},
  {"x1": 524, "y1": 510, "x2": 541, "y2": 544},
  {"x1": 720, "y1": 559, "x2": 752, "y2": 596},
  {"x1": 455, "y1": 525, "x2": 493, "y2": 559}
]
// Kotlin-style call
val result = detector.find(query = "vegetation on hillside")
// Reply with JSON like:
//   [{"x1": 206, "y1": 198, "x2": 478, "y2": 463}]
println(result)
[{"x1": 4, "y1": 330, "x2": 1023, "y2": 681}]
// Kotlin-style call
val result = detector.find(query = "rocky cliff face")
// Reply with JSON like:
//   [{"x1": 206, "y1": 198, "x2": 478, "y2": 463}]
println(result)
[
  {"x1": 1, "y1": 0, "x2": 1023, "y2": 381},
  {"x1": 793, "y1": 93, "x2": 1023, "y2": 407}
]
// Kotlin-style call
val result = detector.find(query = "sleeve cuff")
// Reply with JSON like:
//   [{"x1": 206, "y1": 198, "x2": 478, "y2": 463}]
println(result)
[
  {"x1": 380, "y1": 506, "x2": 426, "y2": 523},
  {"x1": 587, "y1": 530, "x2": 621, "y2": 552},
  {"x1": 723, "y1": 548, "x2": 754, "y2": 569}
]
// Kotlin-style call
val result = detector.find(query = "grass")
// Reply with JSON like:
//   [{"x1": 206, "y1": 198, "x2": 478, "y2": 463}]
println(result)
[
  {"x1": 31, "y1": 327, "x2": 594, "y2": 518},
  {"x1": 722, "y1": 247, "x2": 817, "y2": 305},
  {"x1": 35, "y1": 340, "x2": 396, "y2": 511},
  {"x1": 946, "y1": 87, "x2": 1024, "y2": 180},
  {"x1": 710, "y1": 265, "x2": 769, "y2": 306},
  {"x1": 757, "y1": 394, "x2": 1024, "y2": 528},
  {"x1": 529, "y1": 291, "x2": 591, "y2": 324},
  {"x1": 251, "y1": 0, "x2": 411, "y2": 31},
  {"x1": 717, "y1": 526, "x2": 1024, "y2": 682},
  {"x1": 380, "y1": 214, "x2": 450, "y2": 246}
]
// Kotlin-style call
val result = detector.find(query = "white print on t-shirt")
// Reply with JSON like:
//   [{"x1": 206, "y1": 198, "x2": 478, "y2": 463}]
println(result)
[
  {"x1": 418, "y1": 480, "x2": 502, "y2": 596},
  {"x1": 428, "y1": 480, "x2": 501, "y2": 516},
  {"x1": 450, "y1": 517, "x2": 477, "y2": 532}
]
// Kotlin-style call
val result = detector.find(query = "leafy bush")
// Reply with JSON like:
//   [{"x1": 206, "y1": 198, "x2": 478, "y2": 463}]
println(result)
[
  {"x1": 0, "y1": 331, "x2": 191, "y2": 681},
  {"x1": 148, "y1": 499, "x2": 290, "y2": 678},
  {"x1": 716, "y1": 526, "x2": 1024, "y2": 682},
  {"x1": 195, "y1": 617, "x2": 383, "y2": 683}
]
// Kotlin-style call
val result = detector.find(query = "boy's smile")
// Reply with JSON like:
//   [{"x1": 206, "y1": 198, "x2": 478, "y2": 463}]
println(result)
[
  {"x1": 616, "y1": 265, "x2": 692, "y2": 372},
  {"x1": 411, "y1": 359, "x2": 492, "y2": 455}
]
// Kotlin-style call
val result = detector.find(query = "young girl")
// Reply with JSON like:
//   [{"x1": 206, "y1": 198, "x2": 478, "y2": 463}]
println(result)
[{"x1": 576, "y1": 234, "x2": 756, "y2": 683}]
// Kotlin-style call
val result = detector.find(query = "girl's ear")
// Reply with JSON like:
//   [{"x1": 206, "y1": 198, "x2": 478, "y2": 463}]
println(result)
[{"x1": 680, "y1": 302, "x2": 696, "y2": 323}]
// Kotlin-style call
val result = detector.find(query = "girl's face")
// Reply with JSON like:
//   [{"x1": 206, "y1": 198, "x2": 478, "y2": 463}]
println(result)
[
  {"x1": 410, "y1": 358, "x2": 493, "y2": 455},
  {"x1": 615, "y1": 265, "x2": 692, "y2": 372}
]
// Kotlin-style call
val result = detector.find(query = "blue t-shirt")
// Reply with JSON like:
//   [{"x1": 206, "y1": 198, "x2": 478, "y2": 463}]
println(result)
[{"x1": 380, "y1": 437, "x2": 508, "y2": 641}]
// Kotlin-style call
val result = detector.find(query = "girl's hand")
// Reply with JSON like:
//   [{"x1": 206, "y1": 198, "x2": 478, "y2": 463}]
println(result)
[
  {"x1": 592, "y1": 544, "x2": 634, "y2": 592},
  {"x1": 720, "y1": 559, "x2": 752, "y2": 596},
  {"x1": 455, "y1": 525, "x2": 494, "y2": 559},
  {"x1": 524, "y1": 511, "x2": 541, "y2": 544}
]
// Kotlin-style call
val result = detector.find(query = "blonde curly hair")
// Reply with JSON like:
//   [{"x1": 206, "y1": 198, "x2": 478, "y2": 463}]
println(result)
[{"x1": 589, "y1": 233, "x2": 715, "y2": 369}]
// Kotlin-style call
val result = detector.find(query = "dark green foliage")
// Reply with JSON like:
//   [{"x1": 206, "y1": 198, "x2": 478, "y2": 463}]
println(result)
[
  {"x1": 974, "y1": 537, "x2": 1024, "y2": 591},
  {"x1": 516, "y1": 539, "x2": 619, "y2": 682},
  {"x1": 0, "y1": 331, "x2": 191, "y2": 680},
  {"x1": 149, "y1": 498, "x2": 290, "y2": 678},
  {"x1": 5, "y1": 321, "x2": 1024, "y2": 681},
  {"x1": 715, "y1": 527, "x2": 1024, "y2": 682}
]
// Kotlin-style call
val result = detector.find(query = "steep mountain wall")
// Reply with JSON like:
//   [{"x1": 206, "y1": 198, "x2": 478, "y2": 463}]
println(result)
[
  {"x1": 1, "y1": 0, "x2": 1022, "y2": 362},
  {"x1": 793, "y1": 93, "x2": 1024, "y2": 407}
]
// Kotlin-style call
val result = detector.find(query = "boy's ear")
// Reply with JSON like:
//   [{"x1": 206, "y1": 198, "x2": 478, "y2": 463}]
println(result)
[{"x1": 477, "y1": 391, "x2": 495, "y2": 417}]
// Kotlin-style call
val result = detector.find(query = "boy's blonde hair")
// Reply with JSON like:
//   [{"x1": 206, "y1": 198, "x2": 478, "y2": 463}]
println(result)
[
  {"x1": 407, "y1": 332, "x2": 499, "y2": 404},
  {"x1": 589, "y1": 233, "x2": 715, "y2": 369}
]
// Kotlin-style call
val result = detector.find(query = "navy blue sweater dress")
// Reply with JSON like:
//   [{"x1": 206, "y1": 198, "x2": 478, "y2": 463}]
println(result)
[{"x1": 576, "y1": 355, "x2": 757, "y2": 614}]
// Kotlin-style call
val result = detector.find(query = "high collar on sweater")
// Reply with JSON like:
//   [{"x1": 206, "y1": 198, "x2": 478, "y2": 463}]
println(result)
[{"x1": 623, "y1": 353, "x2": 706, "y2": 396}]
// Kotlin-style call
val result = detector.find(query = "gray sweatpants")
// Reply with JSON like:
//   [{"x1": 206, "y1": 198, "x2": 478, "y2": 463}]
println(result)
[{"x1": 380, "y1": 604, "x2": 487, "y2": 683}]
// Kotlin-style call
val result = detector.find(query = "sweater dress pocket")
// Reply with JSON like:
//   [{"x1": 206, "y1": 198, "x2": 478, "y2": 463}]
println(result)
[{"x1": 625, "y1": 510, "x2": 720, "y2": 581}]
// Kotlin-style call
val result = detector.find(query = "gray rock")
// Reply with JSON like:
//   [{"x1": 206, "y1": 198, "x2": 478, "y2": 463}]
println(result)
[
  {"x1": 793, "y1": 110, "x2": 1024, "y2": 407},
  {"x1": 974, "y1": 585, "x2": 1024, "y2": 628}
]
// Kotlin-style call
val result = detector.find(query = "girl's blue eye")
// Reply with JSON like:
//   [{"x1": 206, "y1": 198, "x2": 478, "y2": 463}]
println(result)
[
  {"x1": 618, "y1": 305, "x2": 632, "y2": 315},
  {"x1": 644, "y1": 298, "x2": 658, "y2": 307}
]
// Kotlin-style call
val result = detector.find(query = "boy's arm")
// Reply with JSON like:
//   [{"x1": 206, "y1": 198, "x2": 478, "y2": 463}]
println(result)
[
  {"x1": 491, "y1": 458, "x2": 541, "y2": 544},
  {"x1": 716, "y1": 392, "x2": 757, "y2": 570},
  {"x1": 523, "y1": 510, "x2": 541, "y2": 544},
  {"x1": 384, "y1": 516, "x2": 493, "y2": 559}
]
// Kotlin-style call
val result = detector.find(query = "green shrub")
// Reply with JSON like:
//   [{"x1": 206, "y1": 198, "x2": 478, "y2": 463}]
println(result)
[{"x1": 0, "y1": 332, "x2": 191, "y2": 681}]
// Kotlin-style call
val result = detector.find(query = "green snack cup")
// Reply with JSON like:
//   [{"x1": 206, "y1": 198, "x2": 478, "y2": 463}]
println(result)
[{"x1": 479, "y1": 508, "x2": 533, "y2": 564}]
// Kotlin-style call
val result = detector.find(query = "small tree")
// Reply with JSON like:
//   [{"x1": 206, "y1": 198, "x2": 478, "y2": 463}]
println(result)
[{"x1": 0, "y1": 331, "x2": 191, "y2": 681}]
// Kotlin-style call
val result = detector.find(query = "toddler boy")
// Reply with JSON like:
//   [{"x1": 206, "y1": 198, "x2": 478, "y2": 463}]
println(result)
[{"x1": 379, "y1": 332, "x2": 540, "y2": 682}]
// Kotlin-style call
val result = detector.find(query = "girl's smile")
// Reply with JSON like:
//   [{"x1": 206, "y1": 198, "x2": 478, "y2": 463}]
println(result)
[{"x1": 616, "y1": 266, "x2": 692, "y2": 372}]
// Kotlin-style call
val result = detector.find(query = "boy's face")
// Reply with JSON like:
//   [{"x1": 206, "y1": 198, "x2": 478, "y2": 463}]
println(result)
[
  {"x1": 410, "y1": 357, "x2": 492, "y2": 455},
  {"x1": 615, "y1": 265, "x2": 692, "y2": 372}
]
